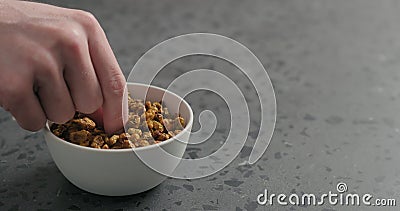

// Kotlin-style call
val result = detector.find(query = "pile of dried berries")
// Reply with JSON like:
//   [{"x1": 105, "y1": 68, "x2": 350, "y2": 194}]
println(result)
[{"x1": 50, "y1": 96, "x2": 186, "y2": 149}]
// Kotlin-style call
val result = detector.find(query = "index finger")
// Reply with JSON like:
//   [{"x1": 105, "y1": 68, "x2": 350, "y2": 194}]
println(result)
[{"x1": 86, "y1": 19, "x2": 128, "y2": 133}]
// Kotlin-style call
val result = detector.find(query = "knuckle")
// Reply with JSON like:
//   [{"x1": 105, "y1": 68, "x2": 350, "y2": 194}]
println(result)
[
  {"x1": 73, "y1": 10, "x2": 99, "y2": 32},
  {"x1": 64, "y1": 34, "x2": 83, "y2": 54},
  {"x1": 107, "y1": 71, "x2": 126, "y2": 98},
  {"x1": 58, "y1": 25, "x2": 85, "y2": 54}
]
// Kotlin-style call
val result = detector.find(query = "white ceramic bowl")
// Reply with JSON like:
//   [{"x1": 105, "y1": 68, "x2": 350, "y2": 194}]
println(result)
[{"x1": 44, "y1": 83, "x2": 193, "y2": 196}]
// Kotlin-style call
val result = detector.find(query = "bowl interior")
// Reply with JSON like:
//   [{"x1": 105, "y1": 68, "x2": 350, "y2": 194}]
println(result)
[
  {"x1": 46, "y1": 82, "x2": 193, "y2": 151},
  {"x1": 126, "y1": 82, "x2": 192, "y2": 122}
]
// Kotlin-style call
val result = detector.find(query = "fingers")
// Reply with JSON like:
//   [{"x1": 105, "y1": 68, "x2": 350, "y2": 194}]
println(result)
[
  {"x1": 0, "y1": 5, "x2": 118, "y2": 132},
  {"x1": 89, "y1": 38, "x2": 127, "y2": 134},
  {"x1": 61, "y1": 31, "x2": 103, "y2": 114},
  {"x1": 83, "y1": 15, "x2": 127, "y2": 134},
  {"x1": 10, "y1": 92, "x2": 46, "y2": 132},
  {"x1": 1, "y1": 8, "x2": 126, "y2": 133},
  {"x1": 36, "y1": 78, "x2": 75, "y2": 124},
  {"x1": 0, "y1": 75, "x2": 46, "y2": 132},
  {"x1": 34, "y1": 50, "x2": 75, "y2": 124}
]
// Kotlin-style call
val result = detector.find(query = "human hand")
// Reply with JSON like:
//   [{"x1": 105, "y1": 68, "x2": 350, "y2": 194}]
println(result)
[{"x1": 0, "y1": 0, "x2": 127, "y2": 133}]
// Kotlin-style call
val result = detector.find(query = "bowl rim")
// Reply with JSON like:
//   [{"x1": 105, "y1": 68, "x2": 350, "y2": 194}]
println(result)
[{"x1": 44, "y1": 82, "x2": 194, "y2": 153}]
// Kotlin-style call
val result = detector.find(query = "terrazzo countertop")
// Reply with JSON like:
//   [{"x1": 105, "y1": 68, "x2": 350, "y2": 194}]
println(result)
[{"x1": 1, "y1": 0, "x2": 400, "y2": 210}]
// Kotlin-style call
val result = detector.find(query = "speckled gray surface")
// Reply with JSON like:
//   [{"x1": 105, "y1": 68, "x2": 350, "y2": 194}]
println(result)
[{"x1": 1, "y1": 0, "x2": 400, "y2": 210}]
